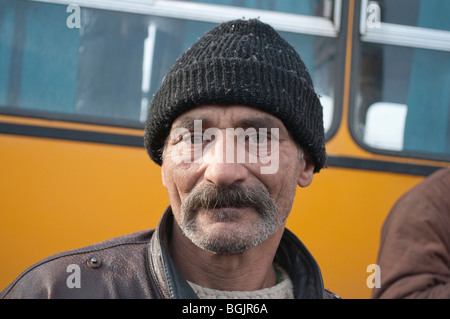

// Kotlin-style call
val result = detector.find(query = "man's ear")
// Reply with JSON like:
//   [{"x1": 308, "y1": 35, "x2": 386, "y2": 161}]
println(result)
[
  {"x1": 297, "y1": 150, "x2": 315, "y2": 188},
  {"x1": 160, "y1": 138, "x2": 168, "y2": 189},
  {"x1": 161, "y1": 166, "x2": 167, "y2": 189}
]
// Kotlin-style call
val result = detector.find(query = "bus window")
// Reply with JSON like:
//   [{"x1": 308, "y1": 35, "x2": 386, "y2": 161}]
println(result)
[
  {"x1": 354, "y1": 0, "x2": 450, "y2": 161},
  {"x1": 379, "y1": 0, "x2": 450, "y2": 31},
  {"x1": 0, "y1": 0, "x2": 340, "y2": 135}
]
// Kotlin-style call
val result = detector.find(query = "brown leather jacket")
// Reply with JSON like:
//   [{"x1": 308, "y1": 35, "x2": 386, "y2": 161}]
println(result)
[
  {"x1": 372, "y1": 168, "x2": 450, "y2": 299},
  {"x1": 1, "y1": 207, "x2": 338, "y2": 299}
]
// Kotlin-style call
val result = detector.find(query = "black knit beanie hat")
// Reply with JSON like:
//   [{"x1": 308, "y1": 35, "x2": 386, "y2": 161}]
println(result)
[{"x1": 144, "y1": 19, "x2": 326, "y2": 173}]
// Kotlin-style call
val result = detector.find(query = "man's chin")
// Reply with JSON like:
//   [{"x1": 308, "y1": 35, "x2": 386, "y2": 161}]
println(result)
[
  {"x1": 191, "y1": 233, "x2": 257, "y2": 255},
  {"x1": 182, "y1": 218, "x2": 272, "y2": 255}
]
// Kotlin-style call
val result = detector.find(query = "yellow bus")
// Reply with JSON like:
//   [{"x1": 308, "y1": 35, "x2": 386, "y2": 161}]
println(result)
[{"x1": 1, "y1": 0, "x2": 449, "y2": 298}]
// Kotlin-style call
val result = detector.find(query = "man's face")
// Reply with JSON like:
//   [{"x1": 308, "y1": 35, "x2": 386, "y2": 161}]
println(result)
[{"x1": 161, "y1": 105, "x2": 314, "y2": 254}]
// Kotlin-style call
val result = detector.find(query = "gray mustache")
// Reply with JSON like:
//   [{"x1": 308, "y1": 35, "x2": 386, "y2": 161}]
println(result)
[{"x1": 181, "y1": 184, "x2": 277, "y2": 214}]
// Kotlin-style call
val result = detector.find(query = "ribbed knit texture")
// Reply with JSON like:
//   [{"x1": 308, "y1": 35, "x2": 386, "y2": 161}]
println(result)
[
  {"x1": 144, "y1": 19, "x2": 326, "y2": 172},
  {"x1": 187, "y1": 265, "x2": 294, "y2": 299}
]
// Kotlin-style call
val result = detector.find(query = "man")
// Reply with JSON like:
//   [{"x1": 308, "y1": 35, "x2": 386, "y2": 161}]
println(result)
[{"x1": 1, "y1": 19, "x2": 336, "y2": 299}]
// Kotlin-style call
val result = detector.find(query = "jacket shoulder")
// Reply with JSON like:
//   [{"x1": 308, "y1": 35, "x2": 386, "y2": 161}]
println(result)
[{"x1": 1, "y1": 230, "x2": 155, "y2": 299}]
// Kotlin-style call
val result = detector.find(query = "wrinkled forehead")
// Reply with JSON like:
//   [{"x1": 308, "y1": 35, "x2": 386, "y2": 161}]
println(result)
[{"x1": 170, "y1": 105, "x2": 288, "y2": 133}]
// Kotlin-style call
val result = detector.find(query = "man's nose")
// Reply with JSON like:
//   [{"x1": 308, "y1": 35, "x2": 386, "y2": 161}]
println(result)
[{"x1": 203, "y1": 133, "x2": 248, "y2": 187}]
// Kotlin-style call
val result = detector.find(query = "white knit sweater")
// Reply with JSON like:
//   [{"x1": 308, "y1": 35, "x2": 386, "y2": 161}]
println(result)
[{"x1": 187, "y1": 266, "x2": 294, "y2": 299}]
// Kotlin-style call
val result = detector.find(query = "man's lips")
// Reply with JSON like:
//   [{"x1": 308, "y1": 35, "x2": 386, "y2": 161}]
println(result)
[{"x1": 199, "y1": 206, "x2": 257, "y2": 222}]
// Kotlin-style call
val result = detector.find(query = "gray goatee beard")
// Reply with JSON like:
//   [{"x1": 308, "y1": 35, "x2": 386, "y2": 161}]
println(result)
[{"x1": 180, "y1": 184, "x2": 283, "y2": 255}]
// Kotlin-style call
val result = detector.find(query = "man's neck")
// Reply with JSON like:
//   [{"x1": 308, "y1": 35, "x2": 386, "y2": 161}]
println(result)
[{"x1": 169, "y1": 222, "x2": 285, "y2": 291}]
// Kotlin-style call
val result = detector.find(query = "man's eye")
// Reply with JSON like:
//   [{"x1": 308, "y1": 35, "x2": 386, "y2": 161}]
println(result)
[
  {"x1": 249, "y1": 133, "x2": 267, "y2": 144},
  {"x1": 190, "y1": 135, "x2": 204, "y2": 144}
]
